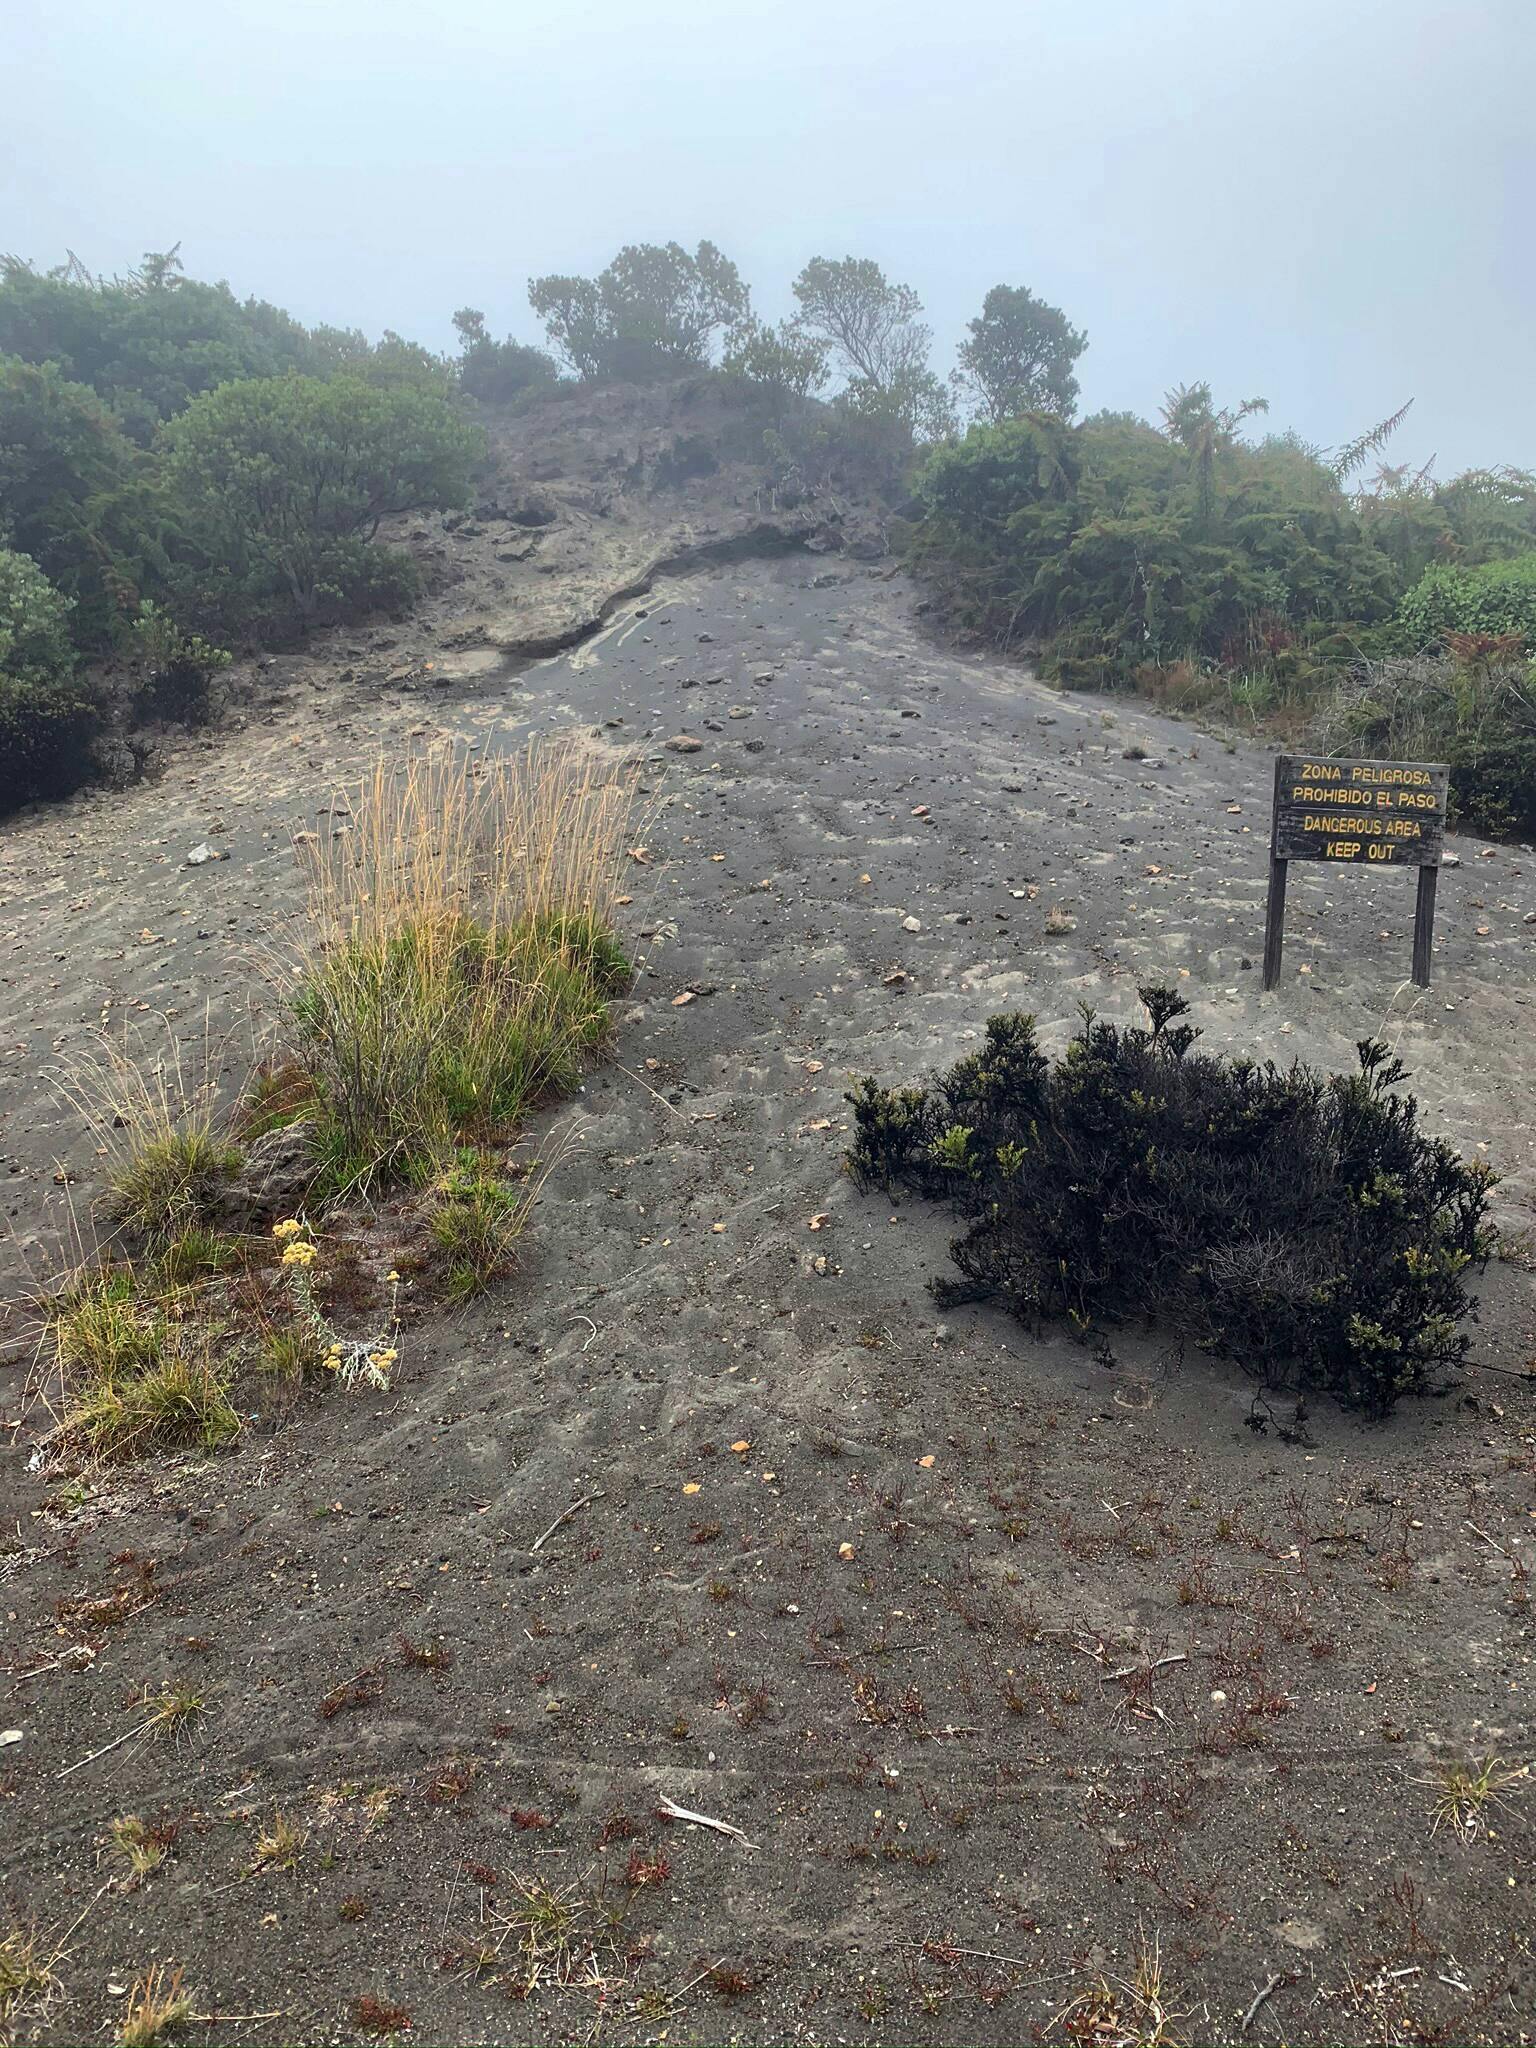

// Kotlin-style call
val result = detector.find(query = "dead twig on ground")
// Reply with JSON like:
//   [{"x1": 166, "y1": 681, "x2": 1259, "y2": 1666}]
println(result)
[
  {"x1": 892, "y1": 1935, "x2": 1044, "y2": 1976},
  {"x1": 656, "y1": 1793, "x2": 758, "y2": 1850},
  {"x1": 1102, "y1": 1653, "x2": 1188, "y2": 1684},
  {"x1": 530, "y1": 1492, "x2": 603, "y2": 1554},
  {"x1": 1241, "y1": 1973, "x2": 1284, "y2": 2033},
  {"x1": 56, "y1": 1712, "x2": 160, "y2": 1780}
]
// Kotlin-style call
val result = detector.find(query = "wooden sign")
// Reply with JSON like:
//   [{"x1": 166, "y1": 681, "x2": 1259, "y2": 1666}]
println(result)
[{"x1": 1263, "y1": 755, "x2": 1450, "y2": 991}]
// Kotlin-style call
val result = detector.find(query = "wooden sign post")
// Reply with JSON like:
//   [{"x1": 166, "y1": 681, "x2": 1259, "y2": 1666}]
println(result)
[{"x1": 1263, "y1": 755, "x2": 1449, "y2": 991}]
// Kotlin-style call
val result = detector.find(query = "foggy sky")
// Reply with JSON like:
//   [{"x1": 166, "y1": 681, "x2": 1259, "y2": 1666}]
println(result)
[{"x1": 8, "y1": 0, "x2": 1533, "y2": 477}]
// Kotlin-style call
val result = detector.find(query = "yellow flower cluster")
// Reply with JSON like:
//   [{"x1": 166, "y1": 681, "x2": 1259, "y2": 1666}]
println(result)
[
  {"x1": 272, "y1": 1218, "x2": 304, "y2": 1242},
  {"x1": 370, "y1": 1348, "x2": 399, "y2": 1371},
  {"x1": 281, "y1": 1239, "x2": 318, "y2": 1269}
]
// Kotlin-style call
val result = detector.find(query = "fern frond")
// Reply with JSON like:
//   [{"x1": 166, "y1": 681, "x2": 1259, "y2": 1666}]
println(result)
[{"x1": 1327, "y1": 399, "x2": 1414, "y2": 482}]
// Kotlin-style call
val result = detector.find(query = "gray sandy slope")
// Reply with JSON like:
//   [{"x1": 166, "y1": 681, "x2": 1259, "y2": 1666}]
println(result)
[{"x1": 2, "y1": 551, "x2": 1535, "y2": 2046}]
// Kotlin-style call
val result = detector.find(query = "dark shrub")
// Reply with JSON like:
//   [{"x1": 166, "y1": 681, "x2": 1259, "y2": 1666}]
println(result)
[
  {"x1": 0, "y1": 671, "x2": 101, "y2": 807},
  {"x1": 846, "y1": 986, "x2": 1495, "y2": 1414},
  {"x1": 0, "y1": 547, "x2": 102, "y2": 808},
  {"x1": 128, "y1": 602, "x2": 231, "y2": 724}
]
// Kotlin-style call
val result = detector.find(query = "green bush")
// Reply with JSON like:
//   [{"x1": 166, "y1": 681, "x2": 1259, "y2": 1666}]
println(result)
[
  {"x1": 846, "y1": 986, "x2": 1494, "y2": 1415},
  {"x1": 721, "y1": 319, "x2": 829, "y2": 400},
  {"x1": 0, "y1": 548, "x2": 100, "y2": 808},
  {"x1": 129, "y1": 601, "x2": 231, "y2": 723},
  {"x1": 1398, "y1": 554, "x2": 1536, "y2": 651},
  {"x1": 910, "y1": 407, "x2": 1408, "y2": 679},
  {"x1": 452, "y1": 310, "x2": 561, "y2": 404},
  {"x1": 0, "y1": 354, "x2": 171, "y2": 648},
  {"x1": 0, "y1": 248, "x2": 314, "y2": 437},
  {"x1": 529, "y1": 241, "x2": 751, "y2": 381},
  {"x1": 160, "y1": 374, "x2": 480, "y2": 629}
]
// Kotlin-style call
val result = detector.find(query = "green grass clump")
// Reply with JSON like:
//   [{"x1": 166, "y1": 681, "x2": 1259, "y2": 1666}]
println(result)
[
  {"x1": 260, "y1": 1326, "x2": 326, "y2": 1381},
  {"x1": 156, "y1": 1225, "x2": 240, "y2": 1285},
  {"x1": 52, "y1": 1269, "x2": 163, "y2": 1380},
  {"x1": 52, "y1": 1271, "x2": 238, "y2": 1459},
  {"x1": 297, "y1": 911, "x2": 628, "y2": 1192},
  {"x1": 68, "y1": 1348, "x2": 239, "y2": 1459},
  {"x1": 236, "y1": 1061, "x2": 320, "y2": 1140},
  {"x1": 429, "y1": 1152, "x2": 531, "y2": 1300},
  {"x1": 0, "y1": 1924, "x2": 62, "y2": 2035},
  {"x1": 107, "y1": 1130, "x2": 241, "y2": 1245}
]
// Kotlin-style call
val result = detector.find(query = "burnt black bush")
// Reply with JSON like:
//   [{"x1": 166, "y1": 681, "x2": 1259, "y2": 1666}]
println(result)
[{"x1": 846, "y1": 986, "x2": 1495, "y2": 1414}]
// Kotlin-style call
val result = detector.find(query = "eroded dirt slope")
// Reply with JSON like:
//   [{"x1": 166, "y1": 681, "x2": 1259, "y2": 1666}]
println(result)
[{"x1": 2, "y1": 553, "x2": 1535, "y2": 2046}]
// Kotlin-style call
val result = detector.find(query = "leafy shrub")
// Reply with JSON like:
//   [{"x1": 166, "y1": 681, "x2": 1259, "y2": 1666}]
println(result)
[
  {"x1": 1398, "y1": 554, "x2": 1536, "y2": 651},
  {"x1": 910, "y1": 407, "x2": 1408, "y2": 679},
  {"x1": 160, "y1": 374, "x2": 480, "y2": 628},
  {"x1": 529, "y1": 241, "x2": 750, "y2": 381},
  {"x1": 452, "y1": 309, "x2": 561, "y2": 404},
  {"x1": 0, "y1": 353, "x2": 170, "y2": 649},
  {"x1": 721, "y1": 319, "x2": 829, "y2": 399},
  {"x1": 0, "y1": 547, "x2": 101, "y2": 808},
  {"x1": 129, "y1": 601, "x2": 231, "y2": 723},
  {"x1": 0, "y1": 248, "x2": 314, "y2": 436},
  {"x1": 846, "y1": 986, "x2": 1494, "y2": 1415}
]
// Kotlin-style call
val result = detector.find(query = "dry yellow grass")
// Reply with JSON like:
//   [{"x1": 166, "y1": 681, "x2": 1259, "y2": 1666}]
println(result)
[
  {"x1": 296, "y1": 738, "x2": 640, "y2": 956},
  {"x1": 282, "y1": 739, "x2": 641, "y2": 1188}
]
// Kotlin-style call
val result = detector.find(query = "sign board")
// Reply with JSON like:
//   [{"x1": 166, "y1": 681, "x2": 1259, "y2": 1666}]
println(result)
[
  {"x1": 1271, "y1": 756, "x2": 1448, "y2": 867},
  {"x1": 1263, "y1": 755, "x2": 1450, "y2": 991}
]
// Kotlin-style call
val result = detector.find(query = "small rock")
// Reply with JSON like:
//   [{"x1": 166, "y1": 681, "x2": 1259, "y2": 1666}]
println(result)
[
  {"x1": 901, "y1": 916, "x2": 922, "y2": 933},
  {"x1": 665, "y1": 735, "x2": 703, "y2": 753},
  {"x1": 212, "y1": 1121, "x2": 315, "y2": 1229},
  {"x1": 184, "y1": 843, "x2": 227, "y2": 867},
  {"x1": 728, "y1": 706, "x2": 754, "y2": 720}
]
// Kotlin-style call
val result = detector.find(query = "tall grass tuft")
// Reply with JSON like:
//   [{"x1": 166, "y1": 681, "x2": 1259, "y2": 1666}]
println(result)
[
  {"x1": 286, "y1": 741, "x2": 637, "y2": 1190},
  {"x1": 53, "y1": 1019, "x2": 241, "y2": 1248}
]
